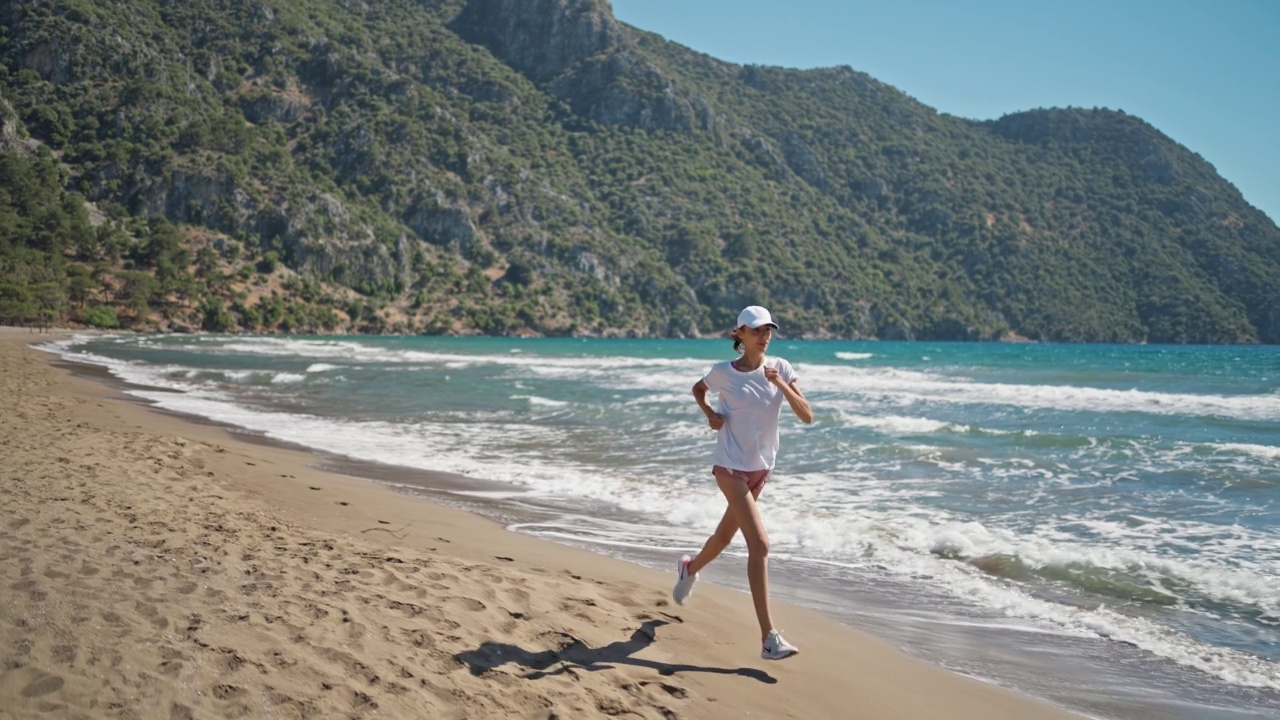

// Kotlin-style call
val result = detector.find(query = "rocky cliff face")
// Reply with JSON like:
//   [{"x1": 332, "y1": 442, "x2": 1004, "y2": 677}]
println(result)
[
  {"x1": 124, "y1": 163, "x2": 408, "y2": 293},
  {"x1": 0, "y1": 92, "x2": 23, "y2": 153},
  {"x1": 452, "y1": 0, "x2": 624, "y2": 83},
  {"x1": 549, "y1": 50, "x2": 711, "y2": 133},
  {"x1": 453, "y1": 0, "x2": 715, "y2": 135}
]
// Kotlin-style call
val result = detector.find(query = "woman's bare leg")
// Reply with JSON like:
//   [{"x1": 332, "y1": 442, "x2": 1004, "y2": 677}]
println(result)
[
  {"x1": 686, "y1": 481, "x2": 764, "y2": 576},
  {"x1": 686, "y1": 507, "x2": 737, "y2": 576},
  {"x1": 713, "y1": 472, "x2": 773, "y2": 640}
]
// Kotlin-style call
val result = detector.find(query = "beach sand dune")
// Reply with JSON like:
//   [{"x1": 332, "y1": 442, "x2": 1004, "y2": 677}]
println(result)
[{"x1": 0, "y1": 330, "x2": 1081, "y2": 719}]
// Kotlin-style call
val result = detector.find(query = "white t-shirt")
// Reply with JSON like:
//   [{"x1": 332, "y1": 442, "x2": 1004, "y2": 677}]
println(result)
[{"x1": 702, "y1": 356, "x2": 799, "y2": 472}]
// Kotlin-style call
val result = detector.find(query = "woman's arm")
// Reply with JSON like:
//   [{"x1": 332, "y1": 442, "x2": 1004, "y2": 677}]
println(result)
[
  {"x1": 779, "y1": 380, "x2": 814, "y2": 424},
  {"x1": 764, "y1": 367, "x2": 814, "y2": 424},
  {"x1": 693, "y1": 379, "x2": 725, "y2": 430}
]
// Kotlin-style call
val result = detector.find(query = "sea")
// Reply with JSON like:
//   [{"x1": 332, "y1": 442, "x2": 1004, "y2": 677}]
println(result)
[{"x1": 40, "y1": 334, "x2": 1280, "y2": 719}]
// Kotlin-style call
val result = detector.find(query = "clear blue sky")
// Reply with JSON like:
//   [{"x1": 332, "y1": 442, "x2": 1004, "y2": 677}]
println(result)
[{"x1": 610, "y1": 0, "x2": 1280, "y2": 225}]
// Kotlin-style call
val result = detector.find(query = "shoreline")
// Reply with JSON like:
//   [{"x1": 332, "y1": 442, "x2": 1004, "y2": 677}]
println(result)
[{"x1": 0, "y1": 328, "x2": 1085, "y2": 719}]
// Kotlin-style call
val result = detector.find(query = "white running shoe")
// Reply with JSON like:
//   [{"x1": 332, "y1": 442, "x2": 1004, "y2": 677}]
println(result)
[
  {"x1": 761, "y1": 629, "x2": 799, "y2": 660},
  {"x1": 672, "y1": 555, "x2": 698, "y2": 605}
]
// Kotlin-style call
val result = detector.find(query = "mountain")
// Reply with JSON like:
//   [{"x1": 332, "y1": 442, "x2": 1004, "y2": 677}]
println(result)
[{"x1": 0, "y1": 0, "x2": 1276, "y2": 342}]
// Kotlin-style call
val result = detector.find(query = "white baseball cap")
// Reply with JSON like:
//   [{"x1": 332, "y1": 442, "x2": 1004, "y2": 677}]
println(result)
[{"x1": 736, "y1": 305, "x2": 778, "y2": 329}]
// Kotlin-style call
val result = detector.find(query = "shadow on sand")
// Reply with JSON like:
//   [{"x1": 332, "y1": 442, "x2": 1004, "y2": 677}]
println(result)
[{"x1": 454, "y1": 619, "x2": 776, "y2": 684}]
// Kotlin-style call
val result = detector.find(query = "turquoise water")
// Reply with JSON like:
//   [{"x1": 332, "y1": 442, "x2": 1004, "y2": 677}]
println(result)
[{"x1": 46, "y1": 335, "x2": 1280, "y2": 718}]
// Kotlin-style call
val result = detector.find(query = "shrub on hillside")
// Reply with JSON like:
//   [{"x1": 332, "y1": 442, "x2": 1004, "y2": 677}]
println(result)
[{"x1": 81, "y1": 305, "x2": 119, "y2": 328}]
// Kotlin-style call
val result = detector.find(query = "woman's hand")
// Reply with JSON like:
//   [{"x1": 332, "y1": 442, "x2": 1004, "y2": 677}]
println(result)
[
  {"x1": 764, "y1": 366, "x2": 784, "y2": 386},
  {"x1": 693, "y1": 379, "x2": 725, "y2": 430},
  {"x1": 768, "y1": 368, "x2": 815, "y2": 424}
]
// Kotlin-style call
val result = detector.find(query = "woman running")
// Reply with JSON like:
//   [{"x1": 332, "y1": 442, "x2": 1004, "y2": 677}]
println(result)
[{"x1": 673, "y1": 305, "x2": 813, "y2": 660}]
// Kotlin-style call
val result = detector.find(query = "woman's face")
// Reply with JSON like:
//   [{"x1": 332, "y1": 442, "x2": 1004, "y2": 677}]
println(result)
[{"x1": 738, "y1": 324, "x2": 773, "y2": 353}]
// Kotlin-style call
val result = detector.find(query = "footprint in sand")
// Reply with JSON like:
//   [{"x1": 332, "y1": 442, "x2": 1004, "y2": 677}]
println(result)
[
  {"x1": 212, "y1": 684, "x2": 247, "y2": 701},
  {"x1": 444, "y1": 596, "x2": 486, "y2": 612},
  {"x1": 403, "y1": 628, "x2": 435, "y2": 650},
  {"x1": 50, "y1": 645, "x2": 76, "y2": 666},
  {"x1": 135, "y1": 601, "x2": 169, "y2": 630},
  {"x1": 641, "y1": 680, "x2": 689, "y2": 699},
  {"x1": 20, "y1": 672, "x2": 64, "y2": 698}
]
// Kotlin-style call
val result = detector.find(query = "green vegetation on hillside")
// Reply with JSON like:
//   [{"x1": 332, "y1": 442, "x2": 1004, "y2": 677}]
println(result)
[{"x1": 0, "y1": 0, "x2": 1275, "y2": 342}]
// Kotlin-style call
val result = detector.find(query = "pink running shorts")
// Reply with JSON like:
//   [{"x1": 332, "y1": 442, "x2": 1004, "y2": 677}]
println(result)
[{"x1": 713, "y1": 465, "x2": 771, "y2": 494}]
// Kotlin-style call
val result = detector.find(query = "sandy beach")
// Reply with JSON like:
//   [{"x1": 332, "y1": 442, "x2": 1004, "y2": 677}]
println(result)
[{"x1": 0, "y1": 329, "x2": 1085, "y2": 720}]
